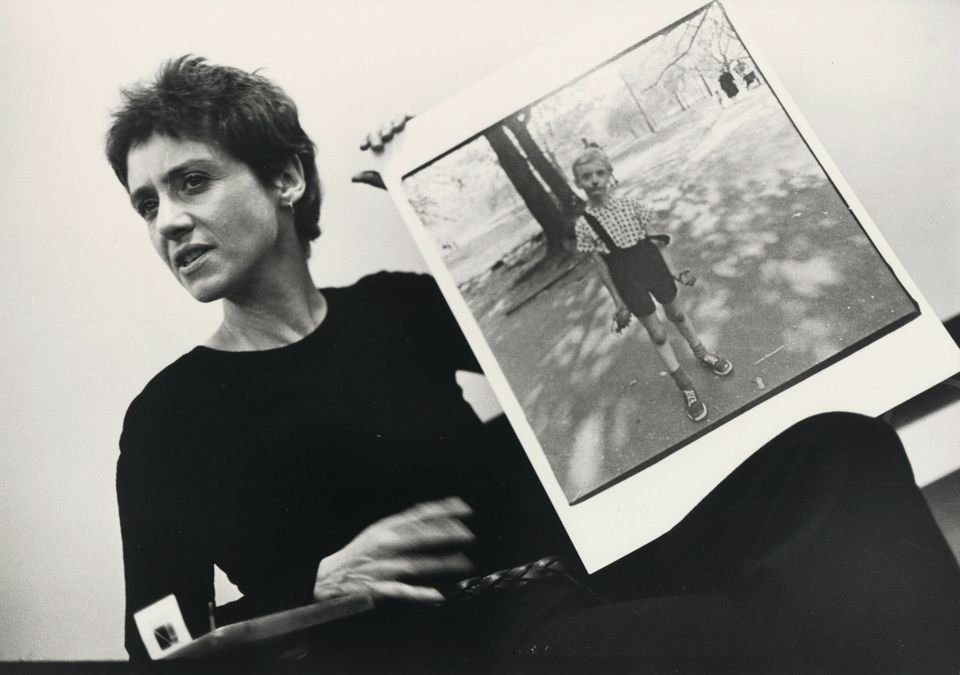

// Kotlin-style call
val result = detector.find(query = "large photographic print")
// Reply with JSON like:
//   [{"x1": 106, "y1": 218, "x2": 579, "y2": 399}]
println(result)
[{"x1": 400, "y1": 2, "x2": 918, "y2": 503}]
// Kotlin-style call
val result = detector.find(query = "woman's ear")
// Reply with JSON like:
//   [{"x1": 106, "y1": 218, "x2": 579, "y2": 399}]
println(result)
[{"x1": 275, "y1": 155, "x2": 306, "y2": 207}]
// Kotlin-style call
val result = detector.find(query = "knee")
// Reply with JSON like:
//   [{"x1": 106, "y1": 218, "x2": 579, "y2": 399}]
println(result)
[
  {"x1": 833, "y1": 413, "x2": 911, "y2": 477},
  {"x1": 777, "y1": 413, "x2": 913, "y2": 483},
  {"x1": 665, "y1": 307, "x2": 685, "y2": 324},
  {"x1": 646, "y1": 323, "x2": 668, "y2": 346}
]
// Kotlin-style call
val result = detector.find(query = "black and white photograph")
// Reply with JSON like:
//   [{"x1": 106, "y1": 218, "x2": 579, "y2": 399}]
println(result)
[
  {"x1": 2, "y1": 0, "x2": 960, "y2": 670},
  {"x1": 382, "y1": 0, "x2": 960, "y2": 573},
  {"x1": 401, "y1": 1, "x2": 920, "y2": 503}
]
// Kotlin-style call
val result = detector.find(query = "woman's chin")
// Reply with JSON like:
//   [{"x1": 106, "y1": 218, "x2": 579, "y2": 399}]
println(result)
[{"x1": 179, "y1": 278, "x2": 225, "y2": 304}]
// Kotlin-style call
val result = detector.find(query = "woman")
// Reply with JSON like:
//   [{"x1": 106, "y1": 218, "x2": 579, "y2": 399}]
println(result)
[
  {"x1": 109, "y1": 55, "x2": 572, "y2": 664},
  {"x1": 109, "y1": 56, "x2": 960, "y2": 669}
]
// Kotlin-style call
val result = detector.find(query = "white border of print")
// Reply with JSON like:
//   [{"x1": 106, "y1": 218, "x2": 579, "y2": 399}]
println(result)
[{"x1": 375, "y1": 0, "x2": 960, "y2": 573}]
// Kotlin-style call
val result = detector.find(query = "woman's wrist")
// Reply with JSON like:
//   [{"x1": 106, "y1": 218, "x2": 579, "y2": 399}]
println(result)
[{"x1": 314, "y1": 553, "x2": 341, "y2": 599}]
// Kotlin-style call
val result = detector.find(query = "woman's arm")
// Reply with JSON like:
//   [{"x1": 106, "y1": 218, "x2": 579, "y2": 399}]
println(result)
[
  {"x1": 117, "y1": 451, "x2": 215, "y2": 660},
  {"x1": 119, "y1": 402, "x2": 341, "y2": 655}
]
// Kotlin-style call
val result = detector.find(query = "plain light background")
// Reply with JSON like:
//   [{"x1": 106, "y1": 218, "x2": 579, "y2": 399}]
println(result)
[{"x1": 0, "y1": 0, "x2": 957, "y2": 660}]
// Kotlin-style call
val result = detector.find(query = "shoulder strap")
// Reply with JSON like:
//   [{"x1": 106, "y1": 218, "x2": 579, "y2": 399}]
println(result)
[{"x1": 580, "y1": 209, "x2": 620, "y2": 252}]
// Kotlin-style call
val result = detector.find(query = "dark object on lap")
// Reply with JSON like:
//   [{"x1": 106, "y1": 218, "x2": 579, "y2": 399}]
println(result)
[{"x1": 517, "y1": 412, "x2": 960, "y2": 671}]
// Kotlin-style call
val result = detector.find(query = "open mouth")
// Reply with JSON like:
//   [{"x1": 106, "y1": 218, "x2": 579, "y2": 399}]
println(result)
[{"x1": 173, "y1": 245, "x2": 214, "y2": 273}]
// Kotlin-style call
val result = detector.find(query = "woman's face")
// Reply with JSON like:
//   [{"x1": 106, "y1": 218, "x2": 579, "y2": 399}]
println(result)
[{"x1": 126, "y1": 134, "x2": 285, "y2": 303}]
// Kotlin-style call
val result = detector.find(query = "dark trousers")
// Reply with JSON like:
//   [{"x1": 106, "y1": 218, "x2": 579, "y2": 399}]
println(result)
[{"x1": 517, "y1": 412, "x2": 960, "y2": 672}]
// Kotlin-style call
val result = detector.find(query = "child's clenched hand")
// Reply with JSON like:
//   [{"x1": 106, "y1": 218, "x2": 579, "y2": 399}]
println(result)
[
  {"x1": 613, "y1": 305, "x2": 633, "y2": 333},
  {"x1": 674, "y1": 269, "x2": 697, "y2": 287}
]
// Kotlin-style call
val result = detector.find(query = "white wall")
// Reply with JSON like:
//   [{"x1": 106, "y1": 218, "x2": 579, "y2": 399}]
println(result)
[{"x1": 0, "y1": 0, "x2": 957, "y2": 660}]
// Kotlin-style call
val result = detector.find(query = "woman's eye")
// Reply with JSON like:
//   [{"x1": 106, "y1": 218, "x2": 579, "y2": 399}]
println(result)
[
  {"x1": 182, "y1": 173, "x2": 209, "y2": 192},
  {"x1": 137, "y1": 199, "x2": 158, "y2": 220}
]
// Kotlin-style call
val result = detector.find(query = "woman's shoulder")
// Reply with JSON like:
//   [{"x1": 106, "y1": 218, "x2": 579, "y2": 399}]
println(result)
[
  {"x1": 119, "y1": 351, "x2": 212, "y2": 458},
  {"x1": 328, "y1": 270, "x2": 437, "y2": 302},
  {"x1": 326, "y1": 270, "x2": 478, "y2": 370},
  {"x1": 324, "y1": 270, "x2": 448, "y2": 323}
]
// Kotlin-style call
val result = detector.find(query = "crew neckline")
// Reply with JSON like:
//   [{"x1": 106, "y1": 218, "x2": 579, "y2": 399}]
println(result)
[{"x1": 191, "y1": 288, "x2": 336, "y2": 358}]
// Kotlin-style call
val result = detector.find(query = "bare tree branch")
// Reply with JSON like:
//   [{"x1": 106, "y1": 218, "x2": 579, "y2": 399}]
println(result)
[
  {"x1": 675, "y1": 17, "x2": 695, "y2": 50},
  {"x1": 638, "y1": 9, "x2": 710, "y2": 93}
]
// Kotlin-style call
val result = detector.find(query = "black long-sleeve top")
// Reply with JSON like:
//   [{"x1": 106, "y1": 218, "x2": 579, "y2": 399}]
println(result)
[{"x1": 117, "y1": 272, "x2": 570, "y2": 660}]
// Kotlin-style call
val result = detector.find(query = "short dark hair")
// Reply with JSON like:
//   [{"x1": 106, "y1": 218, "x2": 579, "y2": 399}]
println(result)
[{"x1": 105, "y1": 55, "x2": 321, "y2": 251}]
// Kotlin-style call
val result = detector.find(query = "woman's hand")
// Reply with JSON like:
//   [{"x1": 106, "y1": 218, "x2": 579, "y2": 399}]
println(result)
[
  {"x1": 352, "y1": 114, "x2": 414, "y2": 190},
  {"x1": 313, "y1": 497, "x2": 476, "y2": 604},
  {"x1": 359, "y1": 114, "x2": 414, "y2": 153}
]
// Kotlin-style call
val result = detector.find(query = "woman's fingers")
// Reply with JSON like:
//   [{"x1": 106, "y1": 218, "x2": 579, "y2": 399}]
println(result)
[
  {"x1": 401, "y1": 517, "x2": 475, "y2": 548},
  {"x1": 360, "y1": 128, "x2": 386, "y2": 152},
  {"x1": 358, "y1": 113, "x2": 415, "y2": 152},
  {"x1": 379, "y1": 114, "x2": 411, "y2": 144},
  {"x1": 379, "y1": 498, "x2": 475, "y2": 548},
  {"x1": 373, "y1": 514, "x2": 476, "y2": 553},
  {"x1": 350, "y1": 170, "x2": 385, "y2": 189},
  {"x1": 365, "y1": 552, "x2": 475, "y2": 582},
  {"x1": 314, "y1": 553, "x2": 471, "y2": 604},
  {"x1": 314, "y1": 498, "x2": 477, "y2": 607},
  {"x1": 395, "y1": 496, "x2": 473, "y2": 523},
  {"x1": 317, "y1": 497, "x2": 476, "y2": 604},
  {"x1": 359, "y1": 130, "x2": 383, "y2": 152},
  {"x1": 361, "y1": 130, "x2": 384, "y2": 152},
  {"x1": 379, "y1": 121, "x2": 397, "y2": 144},
  {"x1": 378, "y1": 497, "x2": 472, "y2": 531},
  {"x1": 314, "y1": 578, "x2": 445, "y2": 605},
  {"x1": 355, "y1": 114, "x2": 415, "y2": 189},
  {"x1": 364, "y1": 580, "x2": 446, "y2": 604},
  {"x1": 354, "y1": 522, "x2": 472, "y2": 557},
  {"x1": 393, "y1": 113, "x2": 412, "y2": 133}
]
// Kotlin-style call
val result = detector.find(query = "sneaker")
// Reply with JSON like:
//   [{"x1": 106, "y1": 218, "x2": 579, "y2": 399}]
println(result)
[
  {"x1": 681, "y1": 388, "x2": 708, "y2": 422},
  {"x1": 700, "y1": 352, "x2": 733, "y2": 376}
]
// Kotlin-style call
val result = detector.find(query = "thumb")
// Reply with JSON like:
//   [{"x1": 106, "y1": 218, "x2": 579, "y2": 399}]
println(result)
[{"x1": 351, "y1": 170, "x2": 386, "y2": 190}]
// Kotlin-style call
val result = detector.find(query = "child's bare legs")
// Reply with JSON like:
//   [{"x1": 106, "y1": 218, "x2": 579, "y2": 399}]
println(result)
[
  {"x1": 637, "y1": 311, "x2": 707, "y2": 421},
  {"x1": 661, "y1": 299, "x2": 707, "y2": 358},
  {"x1": 662, "y1": 299, "x2": 733, "y2": 376},
  {"x1": 637, "y1": 312, "x2": 685, "y2": 380}
]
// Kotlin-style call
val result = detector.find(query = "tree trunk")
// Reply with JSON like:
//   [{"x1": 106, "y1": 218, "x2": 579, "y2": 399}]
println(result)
[
  {"x1": 673, "y1": 89, "x2": 687, "y2": 111},
  {"x1": 504, "y1": 110, "x2": 583, "y2": 217},
  {"x1": 696, "y1": 67, "x2": 713, "y2": 97},
  {"x1": 484, "y1": 125, "x2": 570, "y2": 256}
]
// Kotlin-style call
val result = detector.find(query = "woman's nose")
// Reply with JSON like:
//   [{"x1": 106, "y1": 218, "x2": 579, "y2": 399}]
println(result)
[{"x1": 155, "y1": 199, "x2": 194, "y2": 240}]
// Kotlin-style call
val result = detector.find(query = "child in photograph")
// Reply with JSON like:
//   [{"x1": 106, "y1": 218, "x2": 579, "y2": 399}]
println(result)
[{"x1": 572, "y1": 146, "x2": 732, "y2": 422}]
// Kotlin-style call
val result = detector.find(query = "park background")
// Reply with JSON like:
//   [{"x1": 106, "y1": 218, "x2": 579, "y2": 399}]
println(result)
[
  {"x1": 403, "y1": 2, "x2": 918, "y2": 501},
  {"x1": 1, "y1": 0, "x2": 959, "y2": 660}
]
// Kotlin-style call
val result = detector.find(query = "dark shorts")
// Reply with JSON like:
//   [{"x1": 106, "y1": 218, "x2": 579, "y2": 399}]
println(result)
[{"x1": 602, "y1": 239, "x2": 677, "y2": 317}]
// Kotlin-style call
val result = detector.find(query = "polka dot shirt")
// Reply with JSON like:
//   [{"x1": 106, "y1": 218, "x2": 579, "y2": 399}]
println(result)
[{"x1": 575, "y1": 197, "x2": 653, "y2": 255}]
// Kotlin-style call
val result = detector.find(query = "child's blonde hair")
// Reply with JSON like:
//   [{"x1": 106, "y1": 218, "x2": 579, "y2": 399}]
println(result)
[{"x1": 571, "y1": 146, "x2": 612, "y2": 176}]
